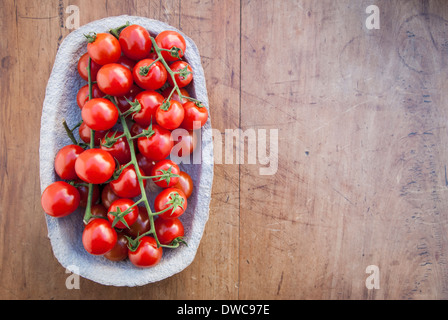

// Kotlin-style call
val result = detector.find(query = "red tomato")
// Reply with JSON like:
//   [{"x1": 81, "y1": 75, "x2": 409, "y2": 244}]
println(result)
[
  {"x1": 167, "y1": 61, "x2": 193, "y2": 88},
  {"x1": 76, "y1": 84, "x2": 104, "y2": 109},
  {"x1": 154, "y1": 217, "x2": 184, "y2": 245},
  {"x1": 172, "y1": 129, "x2": 197, "y2": 158},
  {"x1": 150, "y1": 159, "x2": 180, "y2": 188},
  {"x1": 133, "y1": 58, "x2": 167, "y2": 90},
  {"x1": 77, "y1": 52, "x2": 101, "y2": 81},
  {"x1": 115, "y1": 84, "x2": 142, "y2": 113},
  {"x1": 181, "y1": 101, "x2": 208, "y2": 130},
  {"x1": 128, "y1": 236, "x2": 162, "y2": 268},
  {"x1": 54, "y1": 144, "x2": 84, "y2": 180},
  {"x1": 100, "y1": 131, "x2": 131, "y2": 165},
  {"x1": 82, "y1": 218, "x2": 117, "y2": 255},
  {"x1": 96, "y1": 63, "x2": 133, "y2": 96},
  {"x1": 161, "y1": 86, "x2": 190, "y2": 104},
  {"x1": 81, "y1": 98, "x2": 119, "y2": 131},
  {"x1": 125, "y1": 206, "x2": 151, "y2": 239},
  {"x1": 155, "y1": 100, "x2": 185, "y2": 130},
  {"x1": 136, "y1": 153, "x2": 156, "y2": 175},
  {"x1": 173, "y1": 171, "x2": 193, "y2": 198},
  {"x1": 41, "y1": 181, "x2": 80, "y2": 218},
  {"x1": 104, "y1": 233, "x2": 129, "y2": 261},
  {"x1": 75, "y1": 148, "x2": 116, "y2": 184},
  {"x1": 78, "y1": 122, "x2": 107, "y2": 146},
  {"x1": 116, "y1": 55, "x2": 137, "y2": 71},
  {"x1": 155, "y1": 30, "x2": 186, "y2": 62},
  {"x1": 107, "y1": 198, "x2": 139, "y2": 229},
  {"x1": 101, "y1": 183, "x2": 120, "y2": 210},
  {"x1": 154, "y1": 187, "x2": 187, "y2": 219},
  {"x1": 87, "y1": 33, "x2": 121, "y2": 65},
  {"x1": 110, "y1": 165, "x2": 146, "y2": 198},
  {"x1": 133, "y1": 90, "x2": 165, "y2": 127},
  {"x1": 77, "y1": 183, "x2": 100, "y2": 208},
  {"x1": 87, "y1": 203, "x2": 108, "y2": 222},
  {"x1": 137, "y1": 124, "x2": 173, "y2": 161},
  {"x1": 119, "y1": 25, "x2": 152, "y2": 61}
]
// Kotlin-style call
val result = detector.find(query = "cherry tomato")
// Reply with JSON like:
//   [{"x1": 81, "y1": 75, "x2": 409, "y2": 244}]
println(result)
[
  {"x1": 116, "y1": 55, "x2": 137, "y2": 71},
  {"x1": 154, "y1": 187, "x2": 187, "y2": 219},
  {"x1": 150, "y1": 159, "x2": 180, "y2": 188},
  {"x1": 82, "y1": 218, "x2": 117, "y2": 255},
  {"x1": 87, "y1": 203, "x2": 108, "y2": 222},
  {"x1": 161, "y1": 86, "x2": 190, "y2": 104},
  {"x1": 96, "y1": 63, "x2": 133, "y2": 96},
  {"x1": 137, "y1": 124, "x2": 173, "y2": 161},
  {"x1": 77, "y1": 182, "x2": 100, "y2": 208},
  {"x1": 181, "y1": 101, "x2": 208, "y2": 130},
  {"x1": 76, "y1": 83, "x2": 104, "y2": 109},
  {"x1": 136, "y1": 153, "x2": 156, "y2": 175},
  {"x1": 173, "y1": 171, "x2": 193, "y2": 198},
  {"x1": 104, "y1": 233, "x2": 129, "y2": 261},
  {"x1": 155, "y1": 30, "x2": 186, "y2": 62},
  {"x1": 81, "y1": 98, "x2": 119, "y2": 131},
  {"x1": 167, "y1": 61, "x2": 193, "y2": 88},
  {"x1": 78, "y1": 122, "x2": 107, "y2": 146},
  {"x1": 107, "y1": 198, "x2": 139, "y2": 229},
  {"x1": 101, "y1": 183, "x2": 120, "y2": 210},
  {"x1": 125, "y1": 206, "x2": 151, "y2": 239},
  {"x1": 128, "y1": 236, "x2": 162, "y2": 268},
  {"x1": 41, "y1": 181, "x2": 80, "y2": 218},
  {"x1": 154, "y1": 217, "x2": 184, "y2": 245},
  {"x1": 54, "y1": 144, "x2": 84, "y2": 180},
  {"x1": 75, "y1": 148, "x2": 116, "y2": 184},
  {"x1": 100, "y1": 131, "x2": 131, "y2": 165},
  {"x1": 119, "y1": 24, "x2": 152, "y2": 61},
  {"x1": 110, "y1": 165, "x2": 146, "y2": 198},
  {"x1": 133, "y1": 90, "x2": 165, "y2": 127},
  {"x1": 172, "y1": 129, "x2": 197, "y2": 158},
  {"x1": 133, "y1": 58, "x2": 167, "y2": 90},
  {"x1": 115, "y1": 84, "x2": 142, "y2": 113},
  {"x1": 155, "y1": 100, "x2": 185, "y2": 130},
  {"x1": 77, "y1": 52, "x2": 101, "y2": 81},
  {"x1": 87, "y1": 33, "x2": 121, "y2": 65}
]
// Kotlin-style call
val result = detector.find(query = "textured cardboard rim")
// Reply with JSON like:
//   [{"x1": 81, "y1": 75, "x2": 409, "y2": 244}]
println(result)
[{"x1": 39, "y1": 16, "x2": 213, "y2": 287}]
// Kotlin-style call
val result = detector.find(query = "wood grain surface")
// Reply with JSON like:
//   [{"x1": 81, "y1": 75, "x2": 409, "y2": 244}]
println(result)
[{"x1": 1, "y1": 0, "x2": 448, "y2": 300}]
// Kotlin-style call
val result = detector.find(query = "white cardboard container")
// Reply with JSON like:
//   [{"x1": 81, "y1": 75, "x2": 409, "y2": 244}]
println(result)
[{"x1": 39, "y1": 16, "x2": 213, "y2": 287}]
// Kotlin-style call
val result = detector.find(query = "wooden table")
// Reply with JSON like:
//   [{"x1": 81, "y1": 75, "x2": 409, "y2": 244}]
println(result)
[{"x1": 1, "y1": 0, "x2": 448, "y2": 300}]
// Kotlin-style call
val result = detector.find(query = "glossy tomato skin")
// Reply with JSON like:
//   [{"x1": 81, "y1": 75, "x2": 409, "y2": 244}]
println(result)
[
  {"x1": 75, "y1": 149, "x2": 116, "y2": 184},
  {"x1": 87, "y1": 33, "x2": 121, "y2": 65},
  {"x1": 110, "y1": 165, "x2": 146, "y2": 198},
  {"x1": 116, "y1": 55, "x2": 137, "y2": 71},
  {"x1": 137, "y1": 124, "x2": 173, "y2": 161},
  {"x1": 119, "y1": 25, "x2": 152, "y2": 61},
  {"x1": 104, "y1": 233, "x2": 129, "y2": 261},
  {"x1": 167, "y1": 61, "x2": 193, "y2": 88},
  {"x1": 81, "y1": 98, "x2": 119, "y2": 131},
  {"x1": 78, "y1": 122, "x2": 107, "y2": 146},
  {"x1": 133, "y1": 90, "x2": 165, "y2": 127},
  {"x1": 136, "y1": 153, "x2": 156, "y2": 176},
  {"x1": 133, "y1": 58, "x2": 167, "y2": 90},
  {"x1": 82, "y1": 218, "x2": 117, "y2": 255},
  {"x1": 161, "y1": 86, "x2": 190, "y2": 104},
  {"x1": 181, "y1": 101, "x2": 209, "y2": 130},
  {"x1": 41, "y1": 181, "x2": 80, "y2": 218},
  {"x1": 54, "y1": 144, "x2": 84, "y2": 180},
  {"x1": 128, "y1": 236, "x2": 162, "y2": 268},
  {"x1": 150, "y1": 159, "x2": 180, "y2": 188},
  {"x1": 96, "y1": 63, "x2": 133, "y2": 97},
  {"x1": 154, "y1": 217, "x2": 184, "y2": 245},
  {"x1": 107, "y1": 198, "x2": 139, "y2": 229},
  {"x1": 100, "y1": 131, "x2": 132, "y2": 165},
  {"x1": 155, "y1": 100, "x2": 185, "y2": 131},
  {"x1": 154, "y1": 187, "x2": 187, "y2": 219},
  {"x1": 101, "y1": 183, "x2": 120, "y2": 210},
  {"x1": 173, "y1": 171, "x2": 193, "y2": 198},
  {"x1": 155, "y1": 30, "x2": 186, "y2": 62},
  {"x1": 76, "y1": 83, "x2": 104, "y2": 109},
  {"x1": 125, "y1": 206, "x2": 151, "y2": 239},
  {"x1": 77, "y1": 52, "x2": 101, "y2": 81},
  {"x1": 115, "y1": 84, "x2": 142, "y2": 113}
]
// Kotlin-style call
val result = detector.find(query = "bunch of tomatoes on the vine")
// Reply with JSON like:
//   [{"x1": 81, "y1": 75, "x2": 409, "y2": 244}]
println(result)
[{"x1": 41, "y1": 22, "x2": 209, "y2": 268}]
